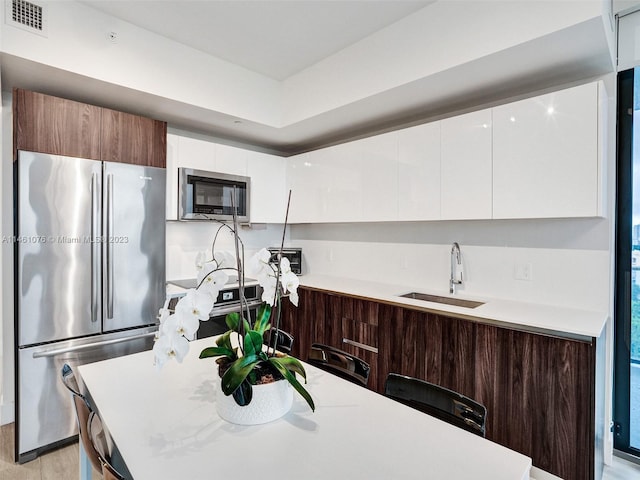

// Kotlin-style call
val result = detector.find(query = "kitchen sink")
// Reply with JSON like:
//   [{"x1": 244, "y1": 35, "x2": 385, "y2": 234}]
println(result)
[{"x1": 398, "y1": 292, "x2": 484, "y2": 309}]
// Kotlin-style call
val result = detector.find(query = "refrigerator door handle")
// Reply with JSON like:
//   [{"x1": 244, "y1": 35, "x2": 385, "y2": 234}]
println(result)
[
  {"x1": 31, "y1": 331, "x2": 157, "y2": 358},
  {"x1": 106, "y1": 173, "x2": 114, "y2": 319},
  {"x1": 91, "y1": 173, "x2": 100, "y2": 323}
]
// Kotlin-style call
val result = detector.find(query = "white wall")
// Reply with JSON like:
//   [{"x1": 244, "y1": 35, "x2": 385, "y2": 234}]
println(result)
[
  {"x1": 282, "y1": 0, "x2": 604, "y2": 125},
  {"x1": 0, "y1": 0, "x2": 283, "y2": 126},
  {"x1": 1, "y1": 90, "x2": 13, "y2": 425}
]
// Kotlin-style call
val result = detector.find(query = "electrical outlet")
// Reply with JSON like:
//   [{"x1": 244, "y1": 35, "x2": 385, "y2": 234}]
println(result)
[{"x1": 515, "y1": 263, "x2": 532, "y2": 281}]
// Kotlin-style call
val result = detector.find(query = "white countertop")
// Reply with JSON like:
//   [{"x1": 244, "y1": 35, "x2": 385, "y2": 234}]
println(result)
[
  {"x1": 298, "y1": 274, "x2": 607, "y2": 340},
  {"x1": 78, "y1": 338, "x2": 532, "y2": 480}
]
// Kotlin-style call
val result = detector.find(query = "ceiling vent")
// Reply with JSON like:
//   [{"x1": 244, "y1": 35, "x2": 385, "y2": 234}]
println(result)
[{"x1": 6, "y1": 0, "x2": 47, "y2": 37}]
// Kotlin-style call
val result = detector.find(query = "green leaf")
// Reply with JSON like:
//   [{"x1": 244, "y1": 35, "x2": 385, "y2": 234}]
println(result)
[
  {"x1": 232, "y1": 379, "x2": 253, "y2": 406},
  {"x1": 199, "y1": 346, "x2": 234, "y2": 359},
  {"x1": 215, "y1": 330, "x2": 232, "y2": 349},
  {"x1": 243, "y1": 330, "x2": 264, "y2": 357},
  {"x1": 243, "y1": 318, "x2": 252, "y2": 336},
  {"x1": 225, "y1": 312, "x2": 240, "y2": 331},
  {"x1": 270, "y1": 355, "x2": 307, "y2": 380},
  {"x1": 221, "y1": 354, "x2": 260, "y2": 396},
  {"x1": 253, "y1": 304, "x2": 272, "y2": 334},
  {"x1": 268, "y1": 357, "x2": 315, "y2": 412}
]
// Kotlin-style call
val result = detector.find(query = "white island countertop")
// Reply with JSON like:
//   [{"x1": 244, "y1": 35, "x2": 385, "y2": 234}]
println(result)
[
  {"x1": 299, "y1": 274, "x2": 607, "y2": 341},
  {"x1": 79, "y1": 338, "x2": 532, "y2": 480}
]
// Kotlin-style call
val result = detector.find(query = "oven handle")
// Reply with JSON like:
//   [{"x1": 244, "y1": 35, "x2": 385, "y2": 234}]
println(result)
[{"x1": 210, "y1": 299, "x2": 263, "y2": 317}]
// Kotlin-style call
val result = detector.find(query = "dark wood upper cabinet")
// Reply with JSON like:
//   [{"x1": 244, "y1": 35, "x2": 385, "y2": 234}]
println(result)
[
  {"x1": 14, "y1": 89, "x2": 166, "y2": 167},
  {"x1": 14, "y1": 89, "x2": 102, "y2": 160},
  {"x1": 100, "y1": 108, "x2": 166, "y2": 167}
]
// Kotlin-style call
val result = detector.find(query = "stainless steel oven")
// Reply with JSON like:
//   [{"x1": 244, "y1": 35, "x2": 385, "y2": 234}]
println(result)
[{"x1": 168, "y1": 279, "x2": 262, "y2": 339}]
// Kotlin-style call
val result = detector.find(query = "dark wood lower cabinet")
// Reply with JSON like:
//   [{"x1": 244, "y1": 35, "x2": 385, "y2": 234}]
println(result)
[{"x1": 284, "y1": 287, "x2": 599, "y2": 480}]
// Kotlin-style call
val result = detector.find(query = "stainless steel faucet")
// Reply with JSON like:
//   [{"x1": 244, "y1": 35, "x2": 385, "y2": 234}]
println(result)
[{"x1": 450, "y1": 242, "x2": 463, "y2": 294}]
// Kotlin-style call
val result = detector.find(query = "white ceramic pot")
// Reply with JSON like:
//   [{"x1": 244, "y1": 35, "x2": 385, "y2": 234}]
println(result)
[{"x1": 216, "y1": 379, "x2": 293, "y2": 425}]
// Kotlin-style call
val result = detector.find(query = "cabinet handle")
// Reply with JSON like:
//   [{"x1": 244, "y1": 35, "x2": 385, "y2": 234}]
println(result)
[{"x1": 342, "y1": 338, "x2": 378, "y2": 354}]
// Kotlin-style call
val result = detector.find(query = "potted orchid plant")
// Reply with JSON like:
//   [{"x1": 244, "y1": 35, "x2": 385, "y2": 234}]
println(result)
[{"x1": 153, "y1": 196, "x2": 314, "y2": 423}]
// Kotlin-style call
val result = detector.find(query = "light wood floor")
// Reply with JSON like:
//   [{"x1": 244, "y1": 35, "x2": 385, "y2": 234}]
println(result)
[
  {"x1": 0, "y1": 423, "x2": 101, "y2": 480},
  {"x1": 2, "y1": 421, "x2": 640, "y2": 479}
]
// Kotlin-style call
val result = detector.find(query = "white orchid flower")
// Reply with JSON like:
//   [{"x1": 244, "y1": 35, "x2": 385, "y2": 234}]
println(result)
[
  {"x1": 260, "y1": 274, "x2": 278, "y2": 306},
  {"x1": 176, "y1": 289, "x2": 214, "y2": 321},
  {"x1": 280, "y1": 256, "x2": 292, "y2": 274},
  {"x1": 195, "y1": 251, "x2": 207, "y2": 270},
  {"x1": 199, "y1": 269, "x2": 229, "y2": 300},
  {"x1": 247, "y1": 248, "x2": 273, "y2": 279},
  {"x1": 153, "y1": 331, "x2": 190, "y2": 369},
  {"x1": 280, "y1": 270, "x2": 299, "y2": 293},
  {"x1": 161, "y1": 309, "x2": 200, "y2": 338},
  {"x1": 196, "y1": 260, "x2": 218, "y2": 285},
  {"x1": 214, "y1": 250, "x2": 236, "y2": 269},
  {"x1": 288, "y1": 289, "x2": 299, "y2": 307}
]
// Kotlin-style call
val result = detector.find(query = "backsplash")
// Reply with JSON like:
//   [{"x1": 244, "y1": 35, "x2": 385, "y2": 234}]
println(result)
[
  {"x1": 166, "y1": 221, "x2": 289, "y2": 280},
  {"x1": 293, "y1": 239, "x2": 609, "y2": 313}
]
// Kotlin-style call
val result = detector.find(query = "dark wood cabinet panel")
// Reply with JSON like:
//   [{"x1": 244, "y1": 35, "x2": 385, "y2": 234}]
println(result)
[
  {"x1": 100, "y1": 108, "x2": 166, "y2": 167},
  {"x1": 14, "y1": 89, "x2": 102, "y2": 160},
  {"x1": 377, "y1": 303, "x2": 414, "y2": 390},
  {"x1": 475, "y1": 324, "x2": 595, "y2": 480},
  {"x1": 424, "y1": 313, "x2": 475, "y2": 397},
  {"x1": 280, "y1": 288, "x2": 327, "y2": 361},
  {"x1": 14, "y1": 89, "x2": 167, "y2": 167}
]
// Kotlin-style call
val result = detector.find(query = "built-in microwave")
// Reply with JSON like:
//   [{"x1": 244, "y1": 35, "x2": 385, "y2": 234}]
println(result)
[{"x1": 178, "y1": 168, "x2": 251, "y2": 222}]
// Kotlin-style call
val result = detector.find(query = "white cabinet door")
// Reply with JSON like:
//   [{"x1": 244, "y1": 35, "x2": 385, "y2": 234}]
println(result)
[
  {"x1": 492, "y1": 82, "x2": 601, "y2": 219},
  {"x1": 166, "y1": 133, "x2": 179, "y2": 220},
  {"x1": 398, "y1": 122, "x2": 440, "y2": 221},
  {"x1": 215, "y1": 143, "x2": 248, "y2": 176},
  {"x1": 441, "y1": 109, "x2": 492, "y2": 220},
  {"x1": 246, "y1": 151, "x2": 288, "y2": 223},
  {"x1": 177, "y1": 135, "x2": 216, "y2": 171},
  {"x1": 287, "y1": 151, "x2": 325, "y2": 223},
  {"x1": 360, "y1": 132, "x2": 399, "y2": 222},
  {"x1": 322, "y1": 142, "x2": 362, "y2": 223}
]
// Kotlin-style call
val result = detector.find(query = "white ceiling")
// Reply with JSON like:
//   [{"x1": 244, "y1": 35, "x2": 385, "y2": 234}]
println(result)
[{"x1": 79, "y1": 0, "x2": 434, "y2": 81}]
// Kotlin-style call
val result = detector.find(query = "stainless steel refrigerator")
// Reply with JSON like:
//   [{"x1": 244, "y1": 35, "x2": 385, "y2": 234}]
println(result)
[{"x1": 15, "y1": 150, "x2": 165, "y2": 462}]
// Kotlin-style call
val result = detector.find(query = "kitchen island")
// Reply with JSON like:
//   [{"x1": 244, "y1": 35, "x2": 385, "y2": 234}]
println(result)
[{"x1": 78, "y1": 338, "x2": 532, "y2": 480}]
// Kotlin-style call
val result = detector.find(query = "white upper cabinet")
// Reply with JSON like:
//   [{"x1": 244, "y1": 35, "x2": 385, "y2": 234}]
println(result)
[
  {"x1": 287, "y1": 134, "x2": 397, "y2": 223},
  {"x1": 360, "y1": 131, "x2": 399, "y2": 222},
  {"x1": 441, "y1": 109, "x2": 493, "y2": 220},
  {"x1": 398, "y1": 122, "x2": 441, "y2": 221},
  {"x1": 321, "y1": 142, "x2": 363, "y2": 223},
  {"x1": 492, "y1": 82, "x2": 602, "y2": 219},
  {"x1": 246, "y1": 151, "x2": 288, "y2": 224},
  {"x1": 287, "y1": 151, "x2": 326, "y2": 223},
  {"x1": 177, "y1": 135, "x2": 216, "y2": 171},
  {"x1": 215, "y1": 143, "x2": 248, "y2": 176}
]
